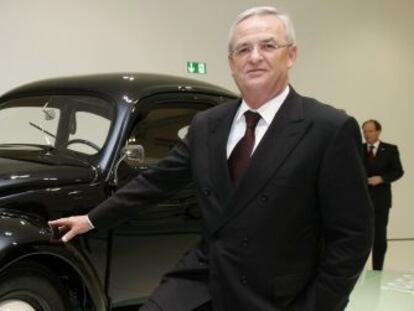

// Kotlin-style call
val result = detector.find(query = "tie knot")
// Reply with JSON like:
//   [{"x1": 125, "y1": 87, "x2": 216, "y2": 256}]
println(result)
[
  {"x1": 244, "y1": 111, "x2": 261, "y2": 130},
  {"x1": 369, "y1": 145, "x2": 375, "y2": 151}
]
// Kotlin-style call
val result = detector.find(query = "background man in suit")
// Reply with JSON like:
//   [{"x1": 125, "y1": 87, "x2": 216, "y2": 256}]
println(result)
[
  {"x1": 362, "y1": 119, "x2": 404, "y2": 271},
  {"x1": 49, "y1": 6, "x2": 373, "y2": 311}
]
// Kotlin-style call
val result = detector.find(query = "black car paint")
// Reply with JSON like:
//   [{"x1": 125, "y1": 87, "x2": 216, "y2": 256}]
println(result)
[
  {"x1": 0, "y1": 210, "x2": 107, "y2": 310},
  {"x1": 0, "y1": 73, "x2": 238, "y2": 310}
]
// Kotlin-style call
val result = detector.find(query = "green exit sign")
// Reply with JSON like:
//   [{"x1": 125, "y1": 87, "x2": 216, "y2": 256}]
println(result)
[{"x1": 187, "y1": 61, "x2": 207, "y2": 74}]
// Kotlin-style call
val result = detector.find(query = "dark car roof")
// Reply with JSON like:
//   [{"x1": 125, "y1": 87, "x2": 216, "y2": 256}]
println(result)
[{"x1": 0, "y1": 73, "x2": 238, "y2": 104}]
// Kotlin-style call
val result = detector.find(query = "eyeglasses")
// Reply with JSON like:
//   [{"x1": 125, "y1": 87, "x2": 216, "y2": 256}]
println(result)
[{"x1": 230, "y1": 40, "x2": 293, "y2": 58}]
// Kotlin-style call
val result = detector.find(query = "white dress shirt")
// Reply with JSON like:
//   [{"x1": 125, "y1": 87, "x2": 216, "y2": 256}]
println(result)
[{"x1": 226, "y1": 86, "x2": 290, "y2": 158}]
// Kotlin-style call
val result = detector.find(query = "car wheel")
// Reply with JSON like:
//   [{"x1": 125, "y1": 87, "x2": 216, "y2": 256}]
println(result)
[{"x1": 0, "y1": 261, "x2": 70, "y2": 311}]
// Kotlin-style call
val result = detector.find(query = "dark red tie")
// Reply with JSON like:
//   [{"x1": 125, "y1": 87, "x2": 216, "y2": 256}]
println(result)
[
  {"x1": 367, "y1": 145, "x2": 375, "y2": 163},
  {"x1": 228, "y1": 111, "x2": 261, "y2": 184}
]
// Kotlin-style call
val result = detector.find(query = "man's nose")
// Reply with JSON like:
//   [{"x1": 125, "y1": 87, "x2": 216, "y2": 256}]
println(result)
[{"x1": 248, "y1": 46, "x2": 264, "y2": 62}]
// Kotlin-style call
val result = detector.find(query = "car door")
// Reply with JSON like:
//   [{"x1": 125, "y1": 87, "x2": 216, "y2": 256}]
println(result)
[{"x1": 107, "y1": 93, "x2": 223, "y2": 306}]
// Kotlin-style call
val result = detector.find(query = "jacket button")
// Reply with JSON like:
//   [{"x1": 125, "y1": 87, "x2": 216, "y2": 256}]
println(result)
[
  {"x1": 260, "y1": 194, "x2": 268, "y2": 202},
  {"x1": 241, "y1": 237, "x2": 249, "y2": 247},
  {"x1": 203, "y1": 188, "x2": 211, "y2": 196},
  {"x1": 241, "y1": 275, "x2": 247, "y2": 285}
]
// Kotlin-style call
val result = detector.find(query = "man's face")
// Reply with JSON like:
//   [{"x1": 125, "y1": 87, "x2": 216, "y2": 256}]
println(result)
[
  {"x1": 363, "y1": 122, "x2": 381, "y2": 144},
  {"x1": 228, "y1": 14, "x2": 297, "y2": 100}
]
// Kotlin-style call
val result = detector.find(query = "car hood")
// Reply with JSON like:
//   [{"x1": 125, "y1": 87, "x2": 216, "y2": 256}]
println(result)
[{"x1": 0, "y1": 156, "x2": 95, "y2": 196}]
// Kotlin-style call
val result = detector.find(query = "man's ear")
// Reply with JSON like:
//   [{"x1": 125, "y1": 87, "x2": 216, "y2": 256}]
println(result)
[
  {"x1": 228, "y1": 54, "x2": 235, "y2": 76},
  {"x1": 287, "y1": 45, "x2": 298, "y2": 69}
]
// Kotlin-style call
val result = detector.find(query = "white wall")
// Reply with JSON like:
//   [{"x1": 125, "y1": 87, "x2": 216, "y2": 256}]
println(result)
[{"x1": 0, "y1": 0, "x2": 412, "y2": 238}]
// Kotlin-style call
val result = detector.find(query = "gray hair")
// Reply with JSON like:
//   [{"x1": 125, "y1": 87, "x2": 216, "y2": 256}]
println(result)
[{"x1": 228, "y1": 6, "x2": 296, "y2": 54}]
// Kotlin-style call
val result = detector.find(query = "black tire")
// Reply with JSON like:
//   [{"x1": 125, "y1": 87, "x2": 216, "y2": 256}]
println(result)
[{"x1": 0, "y1": 261, "x2": 71, "y2": 311}]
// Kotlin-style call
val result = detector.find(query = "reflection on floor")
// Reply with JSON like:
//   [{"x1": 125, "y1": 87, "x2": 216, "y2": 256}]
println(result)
[
  {"x1": 347, "y1": 240, "x2": 414, "y2": 311},
  {"x1": 347, "y1": 271, "x2": 414, "y2": 311}
]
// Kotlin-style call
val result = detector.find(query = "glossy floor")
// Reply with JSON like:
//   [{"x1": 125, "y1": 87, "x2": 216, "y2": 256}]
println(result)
[{"x1": 347, "y1": 240, "x2": 414, "y2": 311}]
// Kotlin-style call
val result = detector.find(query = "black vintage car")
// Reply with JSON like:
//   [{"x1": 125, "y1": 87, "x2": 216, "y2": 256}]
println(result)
[{"x1": 0, "y1": 73, "x2": 237, "y2": 310}]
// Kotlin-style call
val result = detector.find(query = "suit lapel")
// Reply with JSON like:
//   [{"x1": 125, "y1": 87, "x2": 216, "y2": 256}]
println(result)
[
  {"x1": 211, "y1": 89, "x2": 312, "y2": 234},
  {"x1": 208, "y1": 101, "x2": 240, "y2": 207},
  {"x1": 374, "y1": 142, "x2": 386, "y2": 163}
]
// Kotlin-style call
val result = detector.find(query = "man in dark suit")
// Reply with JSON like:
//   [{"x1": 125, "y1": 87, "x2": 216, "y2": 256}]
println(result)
[
  {"x1": 362, "y1": 119, "x2": 404, "y2": 271},
  {"x1": 49, "y1": 6, "x2": 373, "y2": 311}
]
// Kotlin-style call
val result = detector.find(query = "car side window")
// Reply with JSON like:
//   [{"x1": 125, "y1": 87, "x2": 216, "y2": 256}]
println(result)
[{"x1": 129, "y1": 106, "x2": 201, "y2": 165}]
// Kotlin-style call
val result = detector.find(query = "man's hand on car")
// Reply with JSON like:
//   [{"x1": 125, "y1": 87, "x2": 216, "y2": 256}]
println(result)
[{"x1": 48, "y1": 215, "x2": 93, "y2": 242}]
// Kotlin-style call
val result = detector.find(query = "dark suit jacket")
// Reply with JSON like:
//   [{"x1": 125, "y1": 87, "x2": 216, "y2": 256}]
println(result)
[
  {"x1": 362, "y1": 142, "x2": 404, "y2": 209},
  {"x1": 89, "y1": 88, "x2": 373, "y2": 311}
]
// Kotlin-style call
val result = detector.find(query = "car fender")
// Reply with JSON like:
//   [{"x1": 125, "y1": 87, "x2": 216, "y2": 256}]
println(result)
[{"x1": 0, "y1": 210, "x2": 108, "y2": 310}]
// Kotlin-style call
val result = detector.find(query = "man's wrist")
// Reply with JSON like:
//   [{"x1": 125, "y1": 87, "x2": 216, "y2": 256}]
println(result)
[{"x1": 86, "y1": 215, "x2": 95, "y2": 229}]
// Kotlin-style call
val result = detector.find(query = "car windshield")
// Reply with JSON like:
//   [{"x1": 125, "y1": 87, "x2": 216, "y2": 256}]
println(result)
[{"x1": 0, "y1": 95, "x2": 114, "y2": 155}]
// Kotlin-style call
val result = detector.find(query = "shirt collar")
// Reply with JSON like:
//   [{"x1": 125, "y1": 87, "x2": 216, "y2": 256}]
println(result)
[
  {"x1": 368, "y1": 140, "x2": 380, "y2": 149},
  {"x1": 234, "y1": 85, "x2": 290, "y2": 125}
]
